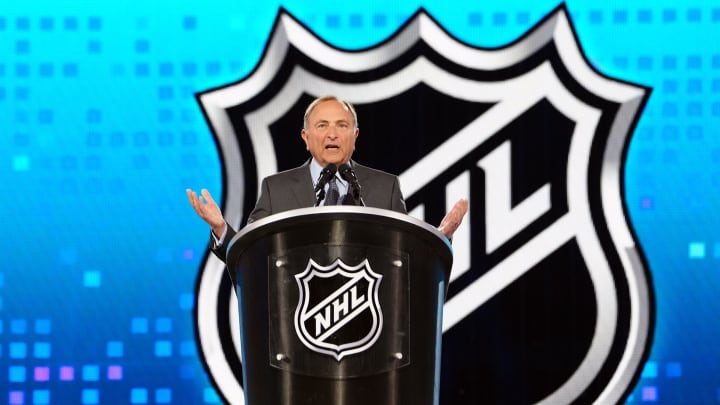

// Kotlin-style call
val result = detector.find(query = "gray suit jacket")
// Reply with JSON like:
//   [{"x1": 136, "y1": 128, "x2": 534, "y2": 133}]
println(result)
[{"x1": 211, "y1": 160, "x2": 407, "y2": 262}]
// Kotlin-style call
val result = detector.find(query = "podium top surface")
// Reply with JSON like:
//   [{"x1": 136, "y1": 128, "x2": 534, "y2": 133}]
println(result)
[{"x1": 227, "y1": 206, "x2": 453, "y2": 266}]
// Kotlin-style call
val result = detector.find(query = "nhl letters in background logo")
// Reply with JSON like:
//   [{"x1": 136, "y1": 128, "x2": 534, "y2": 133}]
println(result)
[{"x1": 194, "y1": 4, "x2": 654, "y2": 405}]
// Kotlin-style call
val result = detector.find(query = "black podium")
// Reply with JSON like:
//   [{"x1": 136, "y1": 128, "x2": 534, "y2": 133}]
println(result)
[{"x1": 226, "y1": 206, "x2": 453, "y2": 405}]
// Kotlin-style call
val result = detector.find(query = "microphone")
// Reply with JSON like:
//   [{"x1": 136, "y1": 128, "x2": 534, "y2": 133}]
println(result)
[
  {"x1": 314, "y1": 163, "x2": 337, "y2": 206},
  {"x1": 338, "y1": 163, "x2": 366, "y2": 206}
]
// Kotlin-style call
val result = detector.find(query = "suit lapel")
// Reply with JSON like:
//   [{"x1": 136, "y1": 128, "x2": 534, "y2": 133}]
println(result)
[
  {"x1": 351, "y1": 161, "x2": 374, "y2": 202},
  {"x1": 288, "y1": 163, "x2": 317, "y2": 208}
]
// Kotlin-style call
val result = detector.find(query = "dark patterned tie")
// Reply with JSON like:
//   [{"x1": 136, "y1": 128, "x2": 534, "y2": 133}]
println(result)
[{"x1": 325, "y1": 176, "x2": 339, "y2": 205}]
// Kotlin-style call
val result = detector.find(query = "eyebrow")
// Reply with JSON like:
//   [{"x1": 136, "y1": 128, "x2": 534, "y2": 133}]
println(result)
[{"x1": 315, "y1": 119, "x2": 350, "y2": 124}]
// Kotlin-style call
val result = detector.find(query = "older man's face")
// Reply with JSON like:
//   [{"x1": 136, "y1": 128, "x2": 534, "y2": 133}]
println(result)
[{"x1": 301, "y1": 99, "x2": 359, "y2": 167}]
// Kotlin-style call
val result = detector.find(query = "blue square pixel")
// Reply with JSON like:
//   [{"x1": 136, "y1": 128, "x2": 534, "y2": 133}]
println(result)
[
  {"x1": 713, "y1": 79, "x2": 720, "y2": 93},
  {"x1": 182, "y1": 63, "x2": 197, "y2": 76},
  {"x1": 372, "y1": 14, "x2": 387, "y2": 27},
  {"x1": 83, "y1": 271, "x2": 101, "y2": 288},
  {"x1": 10, "y1": 342, "x2": 27, "y2": 359},
  {"x1": 516, "y1": 12, "x2": 530, "y2": 25},
  {"x1": 689, "y1": 242, "x2": 706, "y2": 259},
  {"x1": 666, "y1": 362, "x2": 682, "y2": 377},
  {"x1": 9, "y1": 366, "x2": 26, "y2": 382},
  {"x1": 38, "y1": 109, "x2": 53, "y2": 124},
  {"x1": 637, "y1": 9, "x2": 652, "y2": 23},
  {"x1": 637, "y1": 56, "x2": 653, "y2": 70},
  {"x1": 686, "y1": 102, "x2": 702, "y2": 117},
  {"x1": 33, "y1": 389, "x2": 50, "y2": 405},
  {"x1": 203, "y1": 388, "x2": 220, "y2": 403},
  {"x1": 159, "y1": 63, "x2": 174, "y2": 76},
  {"x1": 87, "y1": 40, "x2": 102, "y2": 53},
  {"x1": 88, "y1": 17, "x2": 102, "y2": 30},
  {"x1": 206, "y1": 61, "x2": 220, "y2": 76},
  {"x1": 86, "y1": 109, "x2": 102, "y2": 123},
  {"x1": 663, "y1": 80, "x2": 677, "y2": 93},
  {"x1": 613, "y1": 10, "x2": 628, "y2": 24},
  {"x1": 13, "y1": 155, "x2": 30, "y2": 172},
  {"x1": 154, "y1": 341, "x2": 172, "y2": 357},
  {"x1": 131, "y1": 388, "x2": 148, "y2": 404},
  {"x1": 15, "y1": 40, "x2": 30, "y2": 54},
  {"x1": 62, "y1": 63, "x2": 78, "y2": 77},
  {"x1": 349, "y1": 14, "x2": 362, "y2": 28},
  {"x1": 687, "y1": 55, "x2": 702, "y2": 69},
  {"x1": 589, "y1": 10, "x2": 603, "y2": 24},
  {"x1": 687, "y1": 8, "x2": 701, "y2": 22},
  {"x1": 82, "y1": 389, "x2": 99, "y2": 404},
  {"x1": 492, "y1": 12, "x2": 507, "y2": 26},
  {"x1": 180, "y1": 340, "x2": 196, "y2": 357},
  {"x1": 16, "y1": 17, "x2": 30, "y2": 30},
  {"x1": 11, "y1": 319, "x2": 27, "y2": 334},
  {"x1": 687, "y1": 79, "x2": 702, "y2": 93},
  {"x1": 132, "y1": 317, "x2": 149, "y2": 333},
  {"x1": 135, "y1": 40, "x2": 149, "y2": 53},
  {"x1": 326, "y1": 14, "x2": 340, "y2": 28},
  {"x1": 642, "y1": 361, "x2": 658, "y2": 378},
  {"x1": 39, "y1": 63, "x2": 53, "y2": 77},
  {"x1": 107, "y1": 341, "x2": 124, "y2": 357},
  {"x1": 662, "y1": 8, "x2": 677, "y2": 22},
  {"x1": 179, "y1": 293, "x2": 194, "y2": 310},
  {"x1": 82, "y1": 365, "x2": 100, "y2": 381},
  {"x1": 155, "y1": 388, "x2": 172, "y2": 403},
  {"x1": 40, "y1": 17, "x2": 53, "y2": 30},
  {"x1": 64, "y1": 17, "x2": 78, "y2": 30},
  {"x1": 183, "y1": 16, "x2": 197, "y2": 30},
  {"x1": 33, "y1": 342, "x2": 51, "y2": 358},
  {"x1": 15, "y1": 63, "x2": 30, "y2": 77}
]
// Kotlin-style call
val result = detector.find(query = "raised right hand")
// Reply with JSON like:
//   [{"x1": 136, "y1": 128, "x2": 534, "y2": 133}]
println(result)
[{"x1": 186, "y1": 188, "x2": 226, "y2": 237}]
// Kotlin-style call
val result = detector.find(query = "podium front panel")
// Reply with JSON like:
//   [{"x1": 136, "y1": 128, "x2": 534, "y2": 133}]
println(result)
[
  {"x1": 227, "y1": 207, "x2": 453, "y2": 405},
  {"x1": 268, "y1": 244, "x2": 410, "y2": 378}
]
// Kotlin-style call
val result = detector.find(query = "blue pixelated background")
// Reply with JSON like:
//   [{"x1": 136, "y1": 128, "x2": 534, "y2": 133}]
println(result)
[{"x1": 2, "y1": 0, "x2": 719, "y2": 403}]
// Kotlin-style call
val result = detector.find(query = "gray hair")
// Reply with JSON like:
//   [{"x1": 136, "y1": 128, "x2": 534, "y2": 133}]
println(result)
[{"x1": 303, "y1": 95, "x2": 358, "y2": 129}]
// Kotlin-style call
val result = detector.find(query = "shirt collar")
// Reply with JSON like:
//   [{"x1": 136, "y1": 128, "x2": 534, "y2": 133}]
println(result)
[{"x1": 309, "y1": 158, "x2": 349, "y2": 188}]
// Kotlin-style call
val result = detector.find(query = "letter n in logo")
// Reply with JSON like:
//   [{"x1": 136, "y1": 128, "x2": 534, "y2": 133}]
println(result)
[{"x1": 294, "y1": 258, "x2": 383, "y2": 361}]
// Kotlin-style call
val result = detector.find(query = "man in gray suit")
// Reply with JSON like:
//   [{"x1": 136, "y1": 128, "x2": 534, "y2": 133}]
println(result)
[{"x1": 187, "y1": 95, "x2": 468, "y2": 262}]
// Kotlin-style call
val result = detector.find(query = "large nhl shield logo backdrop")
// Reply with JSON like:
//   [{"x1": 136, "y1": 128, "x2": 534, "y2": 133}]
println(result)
[{"x1": 194, "y1": 4, "x2": 654, "y2": 405}]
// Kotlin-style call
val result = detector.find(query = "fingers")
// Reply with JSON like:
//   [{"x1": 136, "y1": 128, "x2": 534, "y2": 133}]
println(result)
[
  {"x1": 187, "y1": 188, "x2": 211, "y2": 216},
  {"x1": 201, "y1": 188, "x2": 217, "y2": 207},
  {"x1": 186, "y1": 188, "x2": 200, "y2": 209},
  {"x1": 438, "y1": 198, "x2": 469, "y2": 239}
]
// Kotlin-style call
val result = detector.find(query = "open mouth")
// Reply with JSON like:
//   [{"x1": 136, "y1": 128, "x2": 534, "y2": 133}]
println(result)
[{"x1": 325, "y1": 145, "x2": 339, "y2": 150}]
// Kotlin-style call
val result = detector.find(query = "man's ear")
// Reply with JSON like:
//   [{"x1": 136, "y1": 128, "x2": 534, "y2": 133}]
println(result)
[{"x1": 301, "y1": 129, "x2": 309, "y2": 150}]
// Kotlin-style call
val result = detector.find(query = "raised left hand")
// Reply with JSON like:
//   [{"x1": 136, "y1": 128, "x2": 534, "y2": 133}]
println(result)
[{"x1": 437, "y1": 198, "x2": 469, "y2": 240}]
